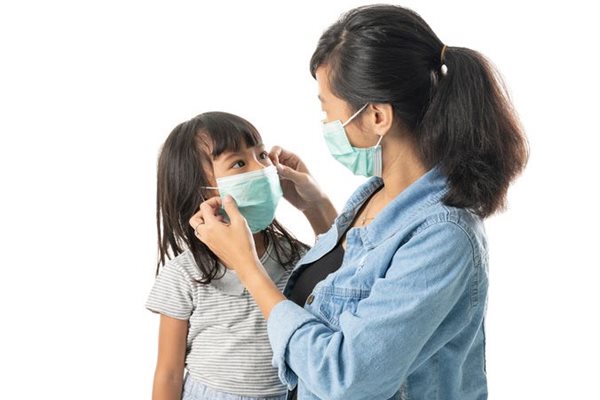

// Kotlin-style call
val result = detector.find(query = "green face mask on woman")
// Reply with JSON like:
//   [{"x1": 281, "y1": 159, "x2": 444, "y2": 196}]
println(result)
[
  {"x1": 202, "y1": 165, "x2": 283, "y2": 233},
  {"x1": 322, "y1": 103, "x2": 383, "y2": 177}
]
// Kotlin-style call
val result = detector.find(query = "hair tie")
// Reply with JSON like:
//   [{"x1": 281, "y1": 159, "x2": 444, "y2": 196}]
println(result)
[{"x1": 440, "y1": 45, "x2": 448, "y2": 76}]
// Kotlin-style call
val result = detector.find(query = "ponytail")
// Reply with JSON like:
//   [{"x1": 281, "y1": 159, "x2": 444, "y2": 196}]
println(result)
[
  {"x1": 310, "y1": 5, "x2": 528, "y2": 218},
  {"x1": 419, "y1": 47, "x2": 528, "y2": 218}
]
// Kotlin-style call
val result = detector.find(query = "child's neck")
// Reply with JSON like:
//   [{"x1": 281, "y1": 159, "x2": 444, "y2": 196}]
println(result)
[{"x1": 253, "y1": 231, "x2": 267, "y2": 258}]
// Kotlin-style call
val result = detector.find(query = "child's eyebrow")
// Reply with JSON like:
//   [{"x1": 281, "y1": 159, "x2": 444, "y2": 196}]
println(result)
[
  {"x1": 216, "y1": 151, "x2": 242, "y2": 162},
  {"x1": 216, "y1": 144, "x2": 265, "y2": 161}
]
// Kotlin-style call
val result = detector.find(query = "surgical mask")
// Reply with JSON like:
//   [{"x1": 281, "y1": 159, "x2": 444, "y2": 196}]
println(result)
[
  {"x1": 202, "y1": 165, "x2": 283, "y2": 233},
  {"x1": 322, "y1": 103, "x2": 383, "y2": 177}
]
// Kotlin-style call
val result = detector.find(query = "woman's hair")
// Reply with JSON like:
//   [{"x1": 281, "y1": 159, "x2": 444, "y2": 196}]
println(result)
[
  {"x1": 310, "y1": 5, "x2": 528, "y2": 218},
  {"x1": 156, "y1": 111, "x2": 308, "y2": 282}
]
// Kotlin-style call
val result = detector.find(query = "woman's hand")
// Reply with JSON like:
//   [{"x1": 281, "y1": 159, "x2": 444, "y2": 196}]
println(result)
[
  {"x1": 190, "y1": 195, "x2": 286, "y2": 319},
  {"x1": 270, "y1": 146, "x2": 338, "y2": 235},
  {"x1": 269, "y1": 146, "x2": 326, "y2": 212},
  {"x1": 189, "y1": 196, "x2": 260, "y2": 275}
]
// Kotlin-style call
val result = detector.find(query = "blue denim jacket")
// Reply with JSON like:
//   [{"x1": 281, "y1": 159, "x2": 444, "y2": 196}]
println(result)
[{"x1": 267, "y1": 167, "x2": 489, "y2": 400}]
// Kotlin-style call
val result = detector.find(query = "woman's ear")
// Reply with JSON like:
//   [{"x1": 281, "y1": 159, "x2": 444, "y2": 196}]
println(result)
[{"x1": 368, "y1": 103, "x2": 394, "y2": 137}]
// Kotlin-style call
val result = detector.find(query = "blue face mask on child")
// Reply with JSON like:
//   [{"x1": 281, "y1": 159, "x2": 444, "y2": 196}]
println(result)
[
  {"x1": 202, "y1": 165, "x2": 283, "y2": 233},
  {"x1": 322, "y1": 103, "x2": 383, "y2": 177}
]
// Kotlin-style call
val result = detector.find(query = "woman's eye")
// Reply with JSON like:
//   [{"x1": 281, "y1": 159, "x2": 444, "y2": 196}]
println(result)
[
  {"x1": 259, "y1": 151, "x2": 269, "y2": 160},
  {"x1": 232, "y1": 160, "x2": 246, "y2": 169}
]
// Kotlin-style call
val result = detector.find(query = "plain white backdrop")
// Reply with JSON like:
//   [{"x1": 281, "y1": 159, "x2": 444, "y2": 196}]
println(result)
[{"x1": 1, "y1": 0, "x2": 598, "y2": 398}]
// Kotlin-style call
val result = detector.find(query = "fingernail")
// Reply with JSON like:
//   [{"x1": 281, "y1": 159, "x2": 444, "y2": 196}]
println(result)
[{"x1": 224, "y1": 195, "x2": 233, "y2": 202}]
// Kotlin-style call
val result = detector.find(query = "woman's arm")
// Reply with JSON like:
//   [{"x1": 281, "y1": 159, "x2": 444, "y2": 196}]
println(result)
[
  {"x1": 238, "y1": 258, "x2": 287, "y2": 320},
  {"x1": 191, "y1": 197, "x2": 286, "y2": 319},
  {"x1": 192, "y1": 202, "x2": 479, "y2": 399},
  {"x1": 152, "y1": 315, "x2": 188, "y2": 400},
  {"x1": 265, "y1": 222, "x2": 479, "y2": 399},
  {"x1": 269, "y1": 146, "x2": 337, "y2": 235},
  {"x1": 301, "y1": 197, "x2": 337, "y2": 236}
]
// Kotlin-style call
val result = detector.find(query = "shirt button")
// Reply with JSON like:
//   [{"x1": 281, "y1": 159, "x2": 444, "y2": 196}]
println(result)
[{"x1": 306, "y1": 294, "x2": 314, "y2": 305}]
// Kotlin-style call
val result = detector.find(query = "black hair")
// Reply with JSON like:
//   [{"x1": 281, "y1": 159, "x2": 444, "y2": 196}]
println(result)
[
  {"x1": 156, "y1": 111, "x2": 308, "y2": 282},
  {"x1": 310, "y1": 4, "x2": 528, "y2": 218}
]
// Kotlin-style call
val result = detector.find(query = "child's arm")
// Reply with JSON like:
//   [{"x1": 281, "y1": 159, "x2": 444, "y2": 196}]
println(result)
[{"x1": 152, "y1": 314, "x2": 188, "y2": 400}]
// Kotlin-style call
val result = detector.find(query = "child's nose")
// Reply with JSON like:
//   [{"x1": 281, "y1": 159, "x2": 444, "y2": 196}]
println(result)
[{"x1": 247, "y1": 157, "x2": 268, "y2": 172}]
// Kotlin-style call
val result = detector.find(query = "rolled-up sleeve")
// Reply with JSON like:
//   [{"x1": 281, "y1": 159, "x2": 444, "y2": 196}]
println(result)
[
  {"x1": 267, "y1": 299, "x2": 319, "y2": 389},
  {"x1": 267, "y1": 221, "x2": 477, "y2": 400}
]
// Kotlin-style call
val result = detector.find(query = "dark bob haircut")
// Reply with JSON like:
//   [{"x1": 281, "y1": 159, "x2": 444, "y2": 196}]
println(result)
[{"x1": 155, "y1": 112, "x2": 307, "y2": 282}]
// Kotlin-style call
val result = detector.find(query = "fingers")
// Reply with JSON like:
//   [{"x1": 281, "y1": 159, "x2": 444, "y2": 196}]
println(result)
[
  {"x1": 277, "y1": 163, "x2": 307, "y2": 184},
  {"x1": 199, "y1": 196, "x2": 222, "y2": 224},
  {"x1": 270, "y1": 146, "x2": 299, "y2": 167},
  {"x1": 199, "y1": 196, "x2": 222, "y2": 211},
  {"x1": 269, "y1": 146, "x2": 282, "y2": 166},
  {"x1": 221, "y1": 195, "x2": 243, "y2": 223},
  {"x1": 189, "y1": 196, "x2": 222, "y2": 236},
  {"x1": 269, "y1": 145, "x2": 310, "y2": 185},
  {"x1": 189, "y1": 211, "x2": 205, "y2": 232}
]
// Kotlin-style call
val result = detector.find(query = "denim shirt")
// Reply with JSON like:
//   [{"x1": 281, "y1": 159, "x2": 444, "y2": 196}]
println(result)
[{"x1": 267, "y1": 167, "x2": 489, "y2": 400}]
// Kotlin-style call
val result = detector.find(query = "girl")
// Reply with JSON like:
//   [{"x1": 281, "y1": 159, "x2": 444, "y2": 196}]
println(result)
[{"x1": 146, "y1": 112, "x2": 308, "y2": 400}]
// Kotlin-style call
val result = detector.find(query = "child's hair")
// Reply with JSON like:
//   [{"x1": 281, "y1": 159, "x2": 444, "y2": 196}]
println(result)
[{"x1": 156, "y1": 111, "x2": 308, "y2": 282}]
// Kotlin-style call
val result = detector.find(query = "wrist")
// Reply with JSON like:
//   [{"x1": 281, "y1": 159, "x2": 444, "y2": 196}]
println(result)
[
  {"x1": 302, "y1": 197, "x2": 337, "y2": 235},
  {"x1": 236, "y1": 257, "x2": 264, "y2": 284},
  {"x1": 303, "y1": 194, "x2": 332, "y2": 215},
  {"x1": 236, "y1": 259, "x2": 286, "y2": 320}
]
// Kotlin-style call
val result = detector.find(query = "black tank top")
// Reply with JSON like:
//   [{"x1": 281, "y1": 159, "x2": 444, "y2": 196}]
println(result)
[
  {"x1": 285, "y1": 186, "x2": 382, "y2": 398},
  {"x1": 286, "y1": 240, "x2": 345, "y2": 399},
  {"x1": 288, "y1": 240, "x2": 345, "y2": 306}
]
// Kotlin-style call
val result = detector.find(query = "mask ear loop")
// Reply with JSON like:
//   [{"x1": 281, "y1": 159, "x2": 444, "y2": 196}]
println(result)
[
  {"x1": 374, "y1": 134, "x2": 383, "y2": 147},
  {"x1": 199, "y1": 186, "x2": 219, "y2": 204},
  {"x1": 342, "y1": 103, "x2": 369, "y2": 127}
]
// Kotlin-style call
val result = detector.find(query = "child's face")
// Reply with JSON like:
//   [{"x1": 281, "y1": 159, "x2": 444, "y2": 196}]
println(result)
[{"x1": 211, "y1": 143, "x2": 273, "y2": 181}]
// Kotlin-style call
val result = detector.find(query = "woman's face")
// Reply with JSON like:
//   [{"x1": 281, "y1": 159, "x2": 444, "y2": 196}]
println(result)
[{"x1": 316, "y1": 64, "x2": 376, "y2": 148}]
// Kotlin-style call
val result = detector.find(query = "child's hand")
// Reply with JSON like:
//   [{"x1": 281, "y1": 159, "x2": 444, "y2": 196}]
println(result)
[{"x1": 189, "y1": 195, "x2": 261, "y2": 273}]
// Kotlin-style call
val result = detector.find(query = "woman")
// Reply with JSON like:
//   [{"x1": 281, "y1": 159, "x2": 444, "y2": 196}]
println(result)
[{"x1": 191, "y1": 5, "x2": 528, "y2": 400}]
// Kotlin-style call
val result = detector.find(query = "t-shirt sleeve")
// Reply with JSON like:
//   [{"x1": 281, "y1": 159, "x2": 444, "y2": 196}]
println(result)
[{"x1": 145, "y1": 261, "x2": 194, "y2": 320}]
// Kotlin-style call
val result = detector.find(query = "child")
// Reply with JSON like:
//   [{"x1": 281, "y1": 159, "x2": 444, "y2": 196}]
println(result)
[{"x1": 146, "y1": 111, "x2": 308, "y2": 400}]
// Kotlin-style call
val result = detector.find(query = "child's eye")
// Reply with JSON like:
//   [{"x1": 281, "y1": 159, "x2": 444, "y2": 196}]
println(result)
[
  {"x1": 232, "y1": 160, "x2": 246, "y2": 169},
  {"x1": 259, "y1": 151, "x2": 269, "y2": 160}
]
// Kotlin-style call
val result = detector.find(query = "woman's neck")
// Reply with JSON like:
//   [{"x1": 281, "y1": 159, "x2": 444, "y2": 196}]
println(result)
[{"x1": 379, "y1": 135, "x2": 427, "y2": 203}]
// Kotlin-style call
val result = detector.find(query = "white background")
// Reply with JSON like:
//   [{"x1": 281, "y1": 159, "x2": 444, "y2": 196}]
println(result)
[{"x1": 1, "y1": 1, "x2": 598, "y2": 398}]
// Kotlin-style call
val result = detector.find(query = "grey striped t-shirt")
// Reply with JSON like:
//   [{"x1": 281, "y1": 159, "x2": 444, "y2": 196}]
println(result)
[{"x1": 146, "y1": 240, "x2": 294, "y2": 397}]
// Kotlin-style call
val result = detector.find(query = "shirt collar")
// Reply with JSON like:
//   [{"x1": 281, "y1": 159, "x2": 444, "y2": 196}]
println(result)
[
  {"x1": 335, "y1": 166, "x2": 449, "y2": 247},
  {"x1": 209, "y1": 238, "x2": 286, "y2": 296}
]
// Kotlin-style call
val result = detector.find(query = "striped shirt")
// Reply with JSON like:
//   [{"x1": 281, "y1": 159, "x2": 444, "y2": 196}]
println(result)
[{"x1": 146, "y1": 239, "x2": 294, "y2": 397}]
